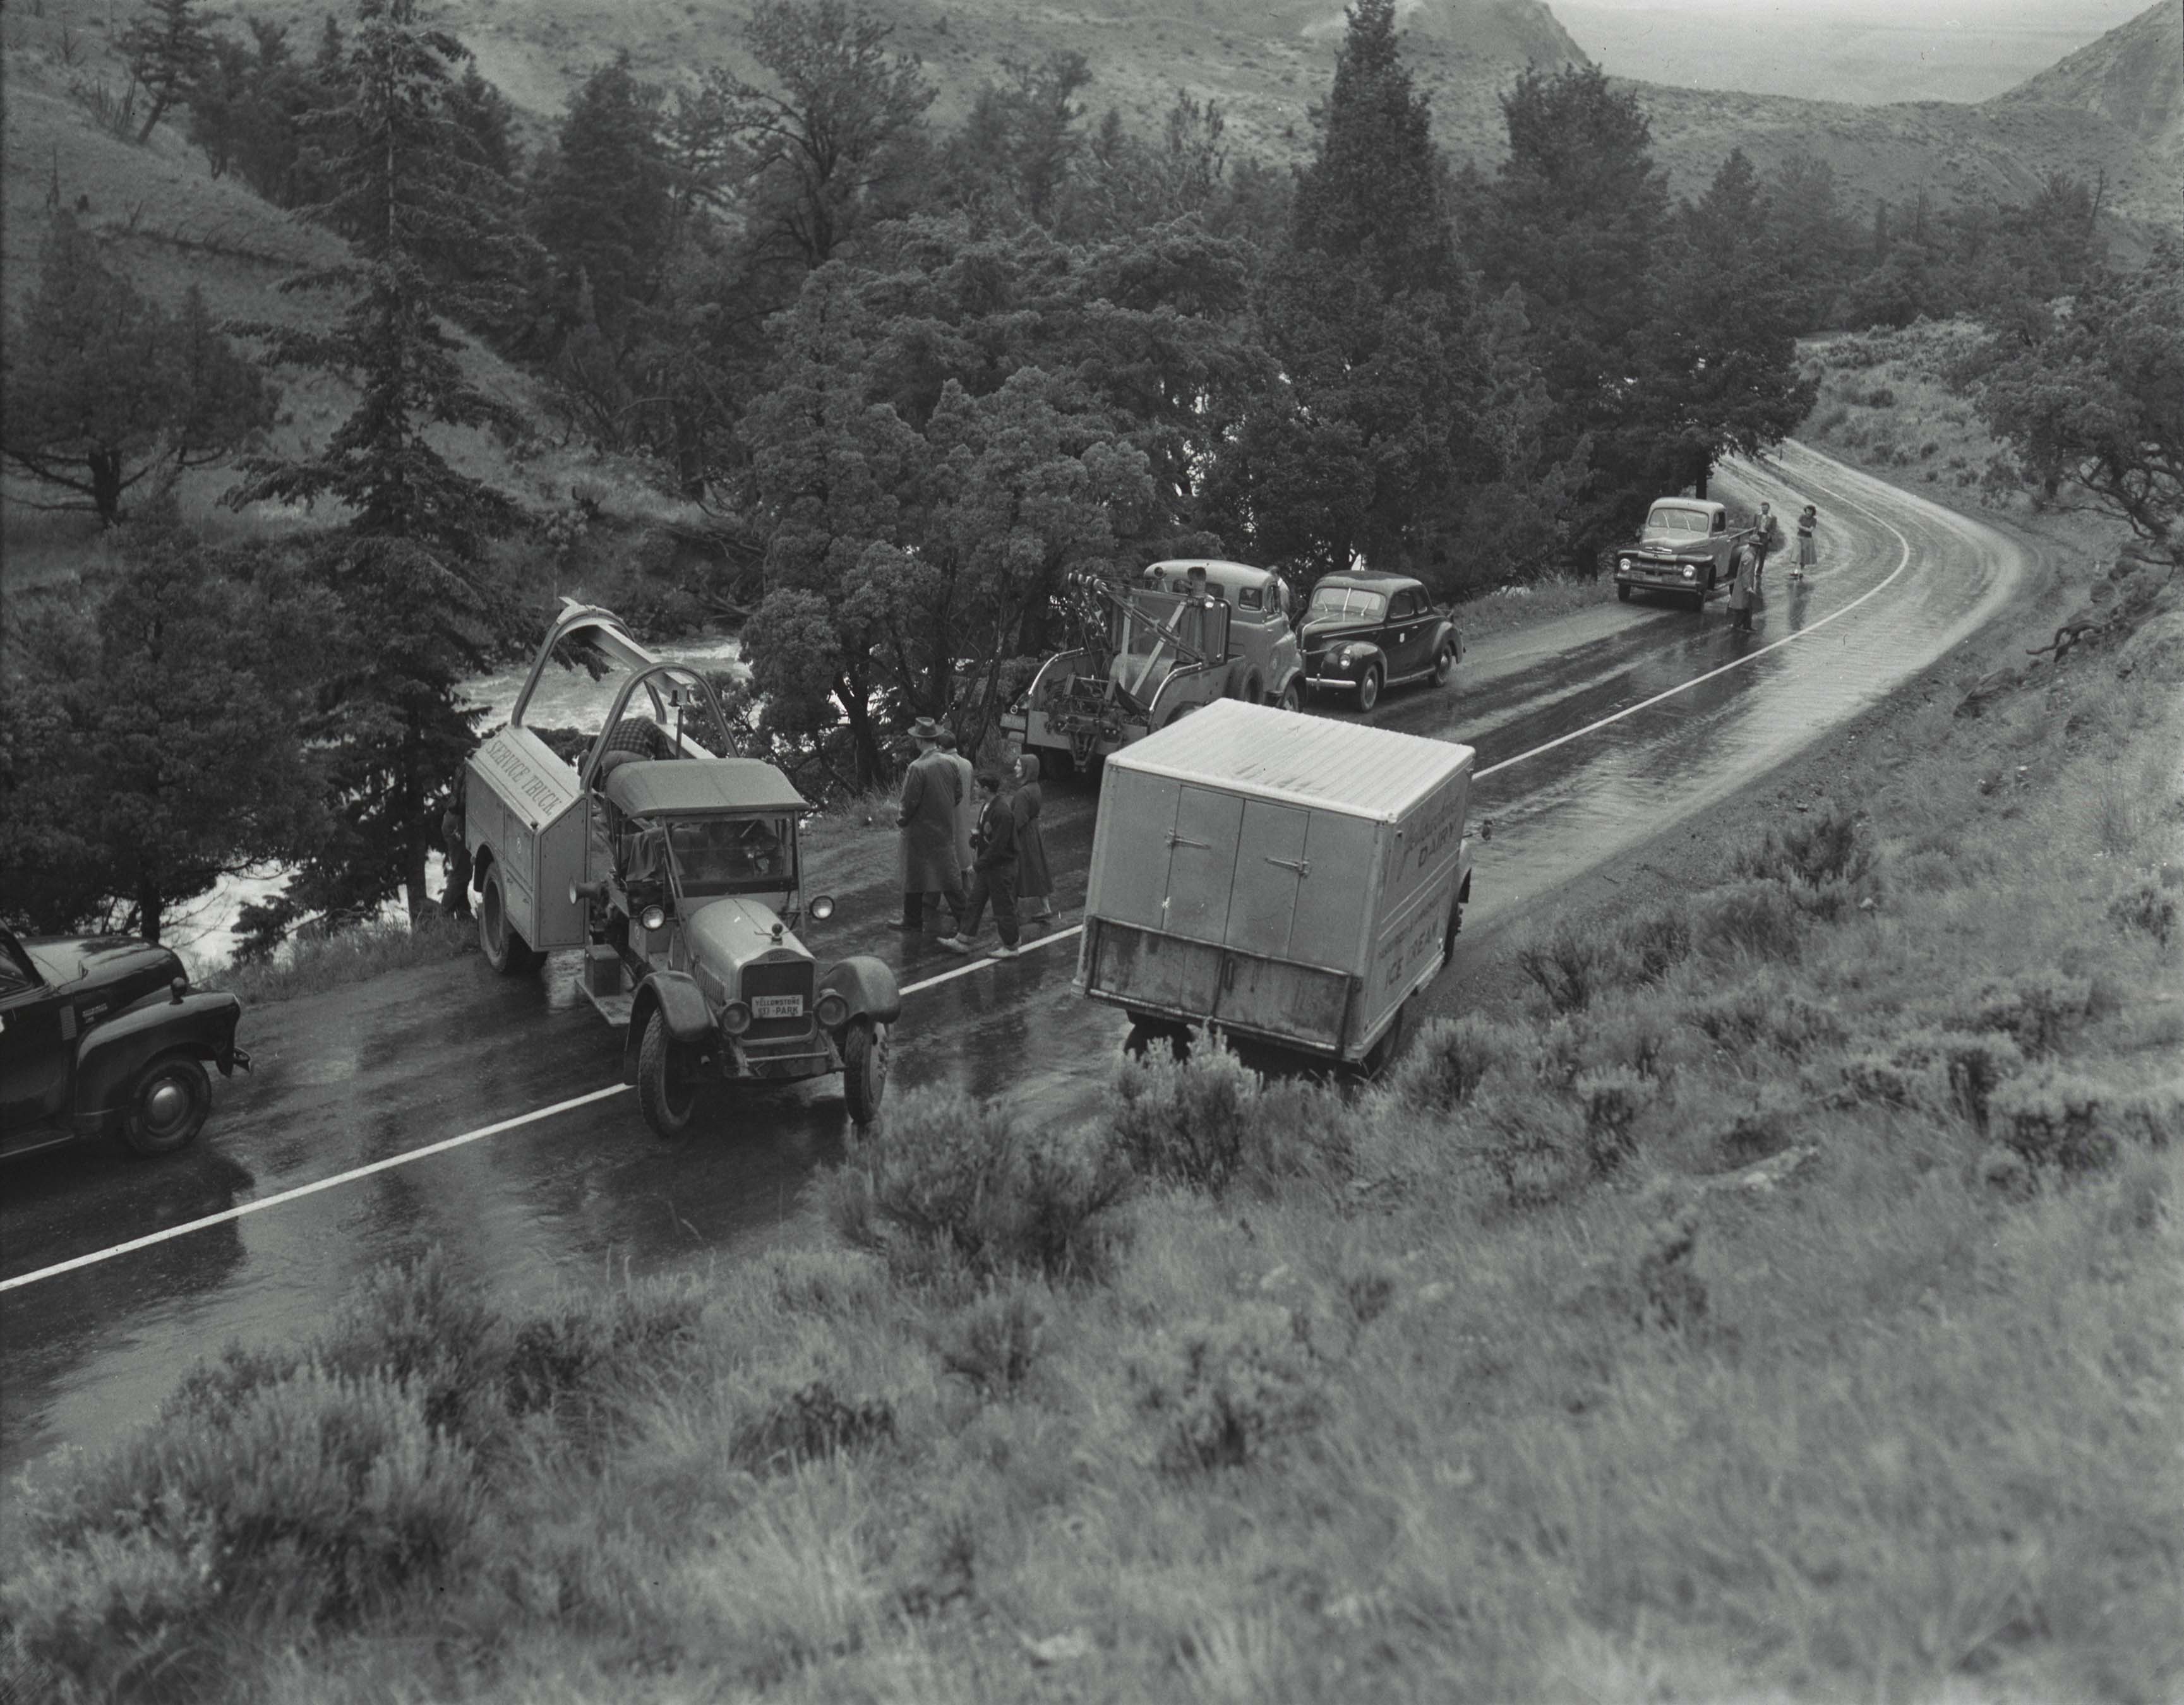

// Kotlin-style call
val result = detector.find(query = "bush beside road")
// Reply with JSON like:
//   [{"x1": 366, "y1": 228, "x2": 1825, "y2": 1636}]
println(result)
[{"x1": 5, "y1": 496, "x2": 2179, "y2": 1701}]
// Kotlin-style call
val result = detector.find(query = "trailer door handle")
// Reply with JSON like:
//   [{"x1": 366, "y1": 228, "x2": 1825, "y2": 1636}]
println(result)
[
  {"x1": 1167, "y1": 832, "x2": 1211, "y2": 849},
  {"x1": 1264, "y1": 856, "x2": 1311, "y2": 878}
]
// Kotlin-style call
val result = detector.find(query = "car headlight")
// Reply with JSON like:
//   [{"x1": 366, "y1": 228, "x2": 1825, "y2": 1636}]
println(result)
[
  {"x1": 815, "y1": 990, "x2": 849, "y2": 1028},
  {"x1": 808, "y1": 894, "x2": 836, "y2": 921},
  {"x1": 1618, "y1": 556, "x2": 1632, "y2": 572},
  {"x1": 1682, "y1": 565, "x2": 1697, "y2": 580},
  {"x1": 641, "y1": 904, "x2": 666, "y2": 931},
  {"x1": 721, "y1": 1000, "x2": 752, "y2": 1036}
]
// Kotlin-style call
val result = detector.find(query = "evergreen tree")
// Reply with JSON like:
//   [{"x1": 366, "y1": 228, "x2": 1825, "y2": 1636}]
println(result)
[
  {"x1": 226, "y1": 0, "x2": 529, "y2": 923},
  {"x1": 117, "y1": 0, "x2": 224, "y2": 143},
  {"x1": 0, "y1": 527, "x2": 333, "y2": 944},
  {"x1": 531, "y1": 54, "x2": 674, "y2": 344},
  {"x1": 1647, "y1": 149, "x2": 1815, "y2": 496},
  {"x1": 1, "y1": 214, "x2": 274, "y2": 525}
]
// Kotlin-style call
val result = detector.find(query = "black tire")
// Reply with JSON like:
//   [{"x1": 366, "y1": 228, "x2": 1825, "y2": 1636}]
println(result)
[
  {"x1": 1355, "y1": 665, "x2": 1383, "y2": 713},
  {"x1": 1431, "y1": 644, "x2": 1457, "y2": 686},
  {"x1": 1275, "y1": 678, "x2": 1302, "y2": 714},
  {"x1": 1361, "y1": 1000, "x2": 1408, "y2": 1080},
  {"x1": 842, "y1": 1019, "x2": 887, "y2": 1127},
  {"x1": 119, "y1": 1053, "x2": 210, "y2": 1157},
  {"x1": 478, "y1": 866, "x2": 541, "y2": 976},
  {"x1": 1124, "y1": 1020, "x2": 1191, "y2": 1065},
  {"x1": 1240, "y1": 670, "x2": 1263, "y2": 704},
  {"x1": 1616, "y1": 583, "x2": 1631, "y2": 602},
  {"x1": 637, "y1": 1007, "x2": 699, "y2": 1138},
  {"x1": 1442, "y1": 898, "x2": 1464, "y2": 966}
]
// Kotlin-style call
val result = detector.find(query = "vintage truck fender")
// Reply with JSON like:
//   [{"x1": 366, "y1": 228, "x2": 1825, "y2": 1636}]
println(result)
[
  {"x1": 820, "y1": 956, "x2": 902, "y2": 1026},
  {"x1": 73, "y1": 991, "x2": 248, "y2": 1134},
  {"x1": 620, "y1": 971, "x2": 714, "y2": 1086}
]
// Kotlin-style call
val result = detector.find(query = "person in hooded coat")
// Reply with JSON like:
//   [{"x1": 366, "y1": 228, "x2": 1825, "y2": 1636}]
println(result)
[
  {"x1": 1727, "y1": 541, "x2": 1758, "y2": 633},
  {"x1": 1012, "y1": 751, "x2": 1054, "y2": 923}
]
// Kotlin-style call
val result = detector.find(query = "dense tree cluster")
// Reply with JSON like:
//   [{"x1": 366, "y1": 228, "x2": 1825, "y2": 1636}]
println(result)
[{"x1": 0, "y1": 0, "x2": 2149, "y2": 952}]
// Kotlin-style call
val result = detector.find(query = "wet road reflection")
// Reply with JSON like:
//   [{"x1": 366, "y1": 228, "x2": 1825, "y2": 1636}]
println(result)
[{"x1": 0, "y1": 446, "x2": 2031, "y2": 1478}]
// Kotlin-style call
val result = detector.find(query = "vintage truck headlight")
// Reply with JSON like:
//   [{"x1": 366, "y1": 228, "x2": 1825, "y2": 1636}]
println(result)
[
  {"x1": 815, "y1": 990, "x2": 849, "y2": 1028},
  {"x1": 808, "y1": 894, "x2": 836, "y2": 921},
  {"x1": 1681, "y1": 565, "x2": 1698, "y2": 580},
  {"x1": 641, "y1": 904, "x2": 666, "y2": 931},
  {"x1": 721, "y1": 1000, "x2": 752, "y2": 1036},
  {"x1": 1617, "y1": 556, "x2": 1632, "y2": 573}
]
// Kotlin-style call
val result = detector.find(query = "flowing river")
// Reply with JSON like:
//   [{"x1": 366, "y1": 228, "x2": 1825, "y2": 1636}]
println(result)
[{"x1": 160, "y1": 633, "x2": 748, "y2": 977}]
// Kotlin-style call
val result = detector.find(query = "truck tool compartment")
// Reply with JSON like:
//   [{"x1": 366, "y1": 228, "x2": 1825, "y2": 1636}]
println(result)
[{"x1": 1078, "y1": 698, "x2": 1476, "y2": 1063}]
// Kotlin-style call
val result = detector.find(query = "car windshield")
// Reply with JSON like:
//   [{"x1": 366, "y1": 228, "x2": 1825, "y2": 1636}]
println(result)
[
  {"x1": 666, "y1": 815, "x2": 795, "y2": 897},
  {"x1": 1308, "y1": 586, "x2": 1388, "y2": 621},
  {"x1": 1647, "y1": 506, "x2": 1711, "y2": 536}
]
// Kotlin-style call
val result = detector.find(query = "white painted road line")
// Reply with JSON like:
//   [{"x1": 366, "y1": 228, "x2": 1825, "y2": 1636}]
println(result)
[{"x1": 0, "y1": 456, "x2": 1920, "y2": 1295}]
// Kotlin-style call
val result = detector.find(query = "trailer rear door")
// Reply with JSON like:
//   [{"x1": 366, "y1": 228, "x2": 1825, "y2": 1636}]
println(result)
[{"x1": 1165, "y1": 786, "x2": 1244, "y2": 943}]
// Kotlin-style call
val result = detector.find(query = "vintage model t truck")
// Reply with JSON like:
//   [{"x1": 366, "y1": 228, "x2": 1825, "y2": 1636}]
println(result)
[
  {"x1": 1002, "y1": 559, "x2": 1307, "y2": 777},
  {"x1": 464, "y1": 600, "x2": 901, "y2": 1136}
]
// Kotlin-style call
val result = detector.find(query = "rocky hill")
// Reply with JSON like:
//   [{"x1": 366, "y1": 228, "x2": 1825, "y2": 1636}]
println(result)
[{"x1": 1986, "y1": 0, "x2": 2182, "y2": 223}]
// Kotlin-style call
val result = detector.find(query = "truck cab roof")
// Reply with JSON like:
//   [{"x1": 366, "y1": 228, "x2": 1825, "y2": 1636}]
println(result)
[
  {"x1": 1143, "y1": 559, "x2": 1289, "y2": 611},
  {"x1": 603, "y1": 758, "x2": 808, "y2": 818}
]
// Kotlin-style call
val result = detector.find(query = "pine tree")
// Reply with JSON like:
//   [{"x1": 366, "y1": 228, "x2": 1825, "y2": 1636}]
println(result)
[
  {"x1": 117, "y1": 0, "x2": 224, "y2": 143},
  {"x1": 227, "y1": 0, "x2": 529, "y2": 923},
  {"x1": 1, "y1": 213, "x2": 274, "y2": 525},
  {"x1": 531, "y1": 53, "x2": 673, "y2": 342}
]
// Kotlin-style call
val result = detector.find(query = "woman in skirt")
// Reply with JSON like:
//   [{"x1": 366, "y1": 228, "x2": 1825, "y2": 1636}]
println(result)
[
  {"x1": 1793, "y1": 505, "x2": 1818, "y2": 580},
  {"x1": 1012, "y1": 752, "x2": 1055, "y2": 923}
]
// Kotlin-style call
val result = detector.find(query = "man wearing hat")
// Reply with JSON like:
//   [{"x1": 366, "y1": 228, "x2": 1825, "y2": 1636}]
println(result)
[{"x1": 896, "y1": 717, "x2": 964, "y2": 935}]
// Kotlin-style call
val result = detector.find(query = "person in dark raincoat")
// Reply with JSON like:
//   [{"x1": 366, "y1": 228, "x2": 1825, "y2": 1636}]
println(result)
[
  {"x1": 1727, "y1": 541, "x2": 1758, "y2": 633},
  {"x1": 1012, "y1": 751, "x2": 1054, "y2": 923},
  {"x1": 440, "y1": 775, "x2": 472, "y2": 921},
  {"x1": 940, "y1": 771, "x2": 1021, "y2": 956},
  {"x1": 935, "y1": 726, "x2": 976, "y2": 888},
  {"x1": 895, "y1": 719, "x2": 964, "y2": 935}
]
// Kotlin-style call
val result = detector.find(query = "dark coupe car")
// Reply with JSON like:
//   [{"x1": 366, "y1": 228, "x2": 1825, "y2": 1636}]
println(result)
[
  {"x1": 1299, "y1": 571, "x2": 1461, "y2": 711},
  {"x1": 0, "y1": 926, "x2": 250, "y2": 1162}
]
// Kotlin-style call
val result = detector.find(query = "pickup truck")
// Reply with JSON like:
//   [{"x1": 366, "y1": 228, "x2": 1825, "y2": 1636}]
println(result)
[
  {"x1": 1077, "y1": 698, "x2": 1477, "y2": 1073},
  {"x1": 1613, "y1": 498, "x2": 1753, "y2": 610}
]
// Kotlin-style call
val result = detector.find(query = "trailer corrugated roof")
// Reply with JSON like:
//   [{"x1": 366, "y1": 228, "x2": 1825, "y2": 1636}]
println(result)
[{"x1": 1111, "y1": 699, "x2": 1473, "y2": 822}]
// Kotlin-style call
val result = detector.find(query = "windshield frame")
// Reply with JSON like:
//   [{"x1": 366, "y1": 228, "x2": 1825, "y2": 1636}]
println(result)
[
  {"x1": 661, "y1": 811, "x2": 800, "y2": 901},
  {"x1": 1646, "y1": 506, "x2": 1712, "y2": 537},
  {"x1": 1307, "y1": 585, "x2": 1388, "y2": 622}
]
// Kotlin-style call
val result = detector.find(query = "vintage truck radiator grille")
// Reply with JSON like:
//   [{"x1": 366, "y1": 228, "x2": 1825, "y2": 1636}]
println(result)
[{"x1": 741, "y1": 956, "x2": 816, "y2": 1040}]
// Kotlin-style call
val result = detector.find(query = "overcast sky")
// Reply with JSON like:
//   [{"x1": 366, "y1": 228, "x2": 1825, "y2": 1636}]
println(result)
[{"x1": 1564, "y1": 0, "x2": 2145, "y2": 20}]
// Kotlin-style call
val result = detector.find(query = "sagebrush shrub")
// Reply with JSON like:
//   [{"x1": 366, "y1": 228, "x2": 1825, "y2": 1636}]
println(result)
[
  {"x1": 1388, "y1": 1014, "x2": 1528, "y2": 1114},
  {"x1": 1613, "y1": 901, "x2": 1693, "y2": 983},
  {"x1": 1737, "y1": 802, "x2": 1873, "y2": 890},
  {"x1": 1106, "y1": 1053, "x2": 1349, "y2": 1195},
  {"x1": 1465, "y1": 1088, "x2": 1588, "y2": 1209},
  {"x1": 503, "y1": 1286, "x2": 704, "y2": 1428},
  {"x1": 1989, "y1": 1071, "x2": 2118, "y2": 1170},
  {"x1": 826, "y1": 1088, "x2": 1131, "y2": 1286},
  {"x1": 1685, "y1": 987, "x2": 1844, "y2": 1059},
  {"x1": 1575, "y1": 1067, "x2": 1653, "y2": 1176},
  {"x1": 935, "y1": 1289, "x2": 1046, "y2": 1398},
  {"x1": 2109, "y1": 880, "x2": 2177, "y2": 946},
  {"x1": 1692, "y1": 880, "x2": 1805, "y2": 963},
  {"x1": 1134, "y1": 1304, "x2": 1323, "y2": 1473},
  {"x1": 1959, "y1": 971, "x2": 2099, "y2": 1058},
  {"x1": 730, "y1": 1382, "x2": 896, "y2": 1473},
  {"x1": 1515, "y1": 919, "x2": 1617, "y2": 1013}
]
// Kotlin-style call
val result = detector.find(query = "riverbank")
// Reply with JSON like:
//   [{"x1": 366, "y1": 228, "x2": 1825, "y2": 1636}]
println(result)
[{"x1": 6, "y1": 484, "x2": 2177, "y2": 1700}]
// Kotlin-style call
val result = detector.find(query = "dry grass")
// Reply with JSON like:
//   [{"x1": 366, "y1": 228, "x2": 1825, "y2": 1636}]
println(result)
[
  {"x1": 1449, "y1": 571, "x2": 1621, "y2": 645},
  {"x1": 224, "y1": 911, "x2": 475, "y2": 1007}
]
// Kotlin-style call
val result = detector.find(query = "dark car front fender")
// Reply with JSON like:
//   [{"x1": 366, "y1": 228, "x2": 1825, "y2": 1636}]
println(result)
[
  {"x1": 72, "y1": 991, "x2": 246, "y2": 1134},
  {"x1": 621, "y1": 971, "x2": 714, "y2": 1086},
  {"x1": 820, "y1": 956, "x2": 902, "y2": 1026}
]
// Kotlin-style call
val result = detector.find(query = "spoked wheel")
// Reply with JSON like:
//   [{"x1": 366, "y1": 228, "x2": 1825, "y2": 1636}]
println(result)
[
  {"x1": 1124, "y1": 1019, "x2": 1192, "y2": 1065},
  {"x1": 842, "y1": 1019, "x2": 889, "y2": 1127},
  {"x1": 1432, "y1": 645, "x2": 1457, "y2": 686},
  {"x1": 1355, "y1": 665, "x2": 1383, "y2": 714},
  {"x1": 637, "y1": 1008, "x2": 700, "y2": 1138},
  {"x1": 479, "y1": 867, "x2": 541, "y2": 976},
  {"x1": 120, "y1": 1053, "x2": 210, "y2": 1156}
]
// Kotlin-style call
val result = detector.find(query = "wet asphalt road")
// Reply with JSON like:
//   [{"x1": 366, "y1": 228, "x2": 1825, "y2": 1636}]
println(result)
[{"x1": 0, "y1": 445, "x2": 2032, "y2": 1476}]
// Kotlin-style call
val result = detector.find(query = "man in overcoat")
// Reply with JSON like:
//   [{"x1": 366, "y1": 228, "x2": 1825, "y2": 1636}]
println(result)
[
  {"x1": 1727, "y1": 541, "x2": 1758, "y2": 633},
  {"x1": 896, "y1": 719, "x2": 964, "y2": 935},
  {"x1": 936, "y1": 727, "x2": 976, "y2": 889}
]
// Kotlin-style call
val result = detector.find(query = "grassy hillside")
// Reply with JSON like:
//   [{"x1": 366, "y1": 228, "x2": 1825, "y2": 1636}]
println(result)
[{"x1": 7, "y1": 496, "x2": 2181, "y2": 1702}]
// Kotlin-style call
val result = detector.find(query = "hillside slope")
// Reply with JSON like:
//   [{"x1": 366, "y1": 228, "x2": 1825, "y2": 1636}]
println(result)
[{"x1": 1988, "y1": 0, "x2": 2182, "y2": 224}]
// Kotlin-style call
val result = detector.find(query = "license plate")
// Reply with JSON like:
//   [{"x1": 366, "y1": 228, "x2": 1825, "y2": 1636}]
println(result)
[{"x1": 750, "y1": 995, "x2": 804, "y2": 1019}]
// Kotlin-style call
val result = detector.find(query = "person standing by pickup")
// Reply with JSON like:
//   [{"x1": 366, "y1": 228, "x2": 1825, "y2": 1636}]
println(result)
[
  {"x1": 1751, "y1": 502, "x2": 1780, "y2": 588},
  {"x1": 1727, "y1": 541, "x2": 1758, "y2": 633},
  {"x1": 1794, "y1": 505, "x2": 1818, "y2": 580}
]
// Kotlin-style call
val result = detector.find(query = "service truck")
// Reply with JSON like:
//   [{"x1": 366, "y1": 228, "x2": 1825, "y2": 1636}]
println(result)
[{"x1": 1077, "y1": 698, "x2": 1477, "y2": 1072}]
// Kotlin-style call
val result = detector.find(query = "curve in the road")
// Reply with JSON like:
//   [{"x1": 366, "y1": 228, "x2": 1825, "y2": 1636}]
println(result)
[{"x1": 0, "y1": 452, "x2": 1928, "y2": 1298}]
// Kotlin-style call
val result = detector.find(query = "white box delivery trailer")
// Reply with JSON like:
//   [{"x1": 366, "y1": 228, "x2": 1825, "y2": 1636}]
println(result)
[{"x1": 1077, "y1": 698, "x2": 1477, "y2": 1068}]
